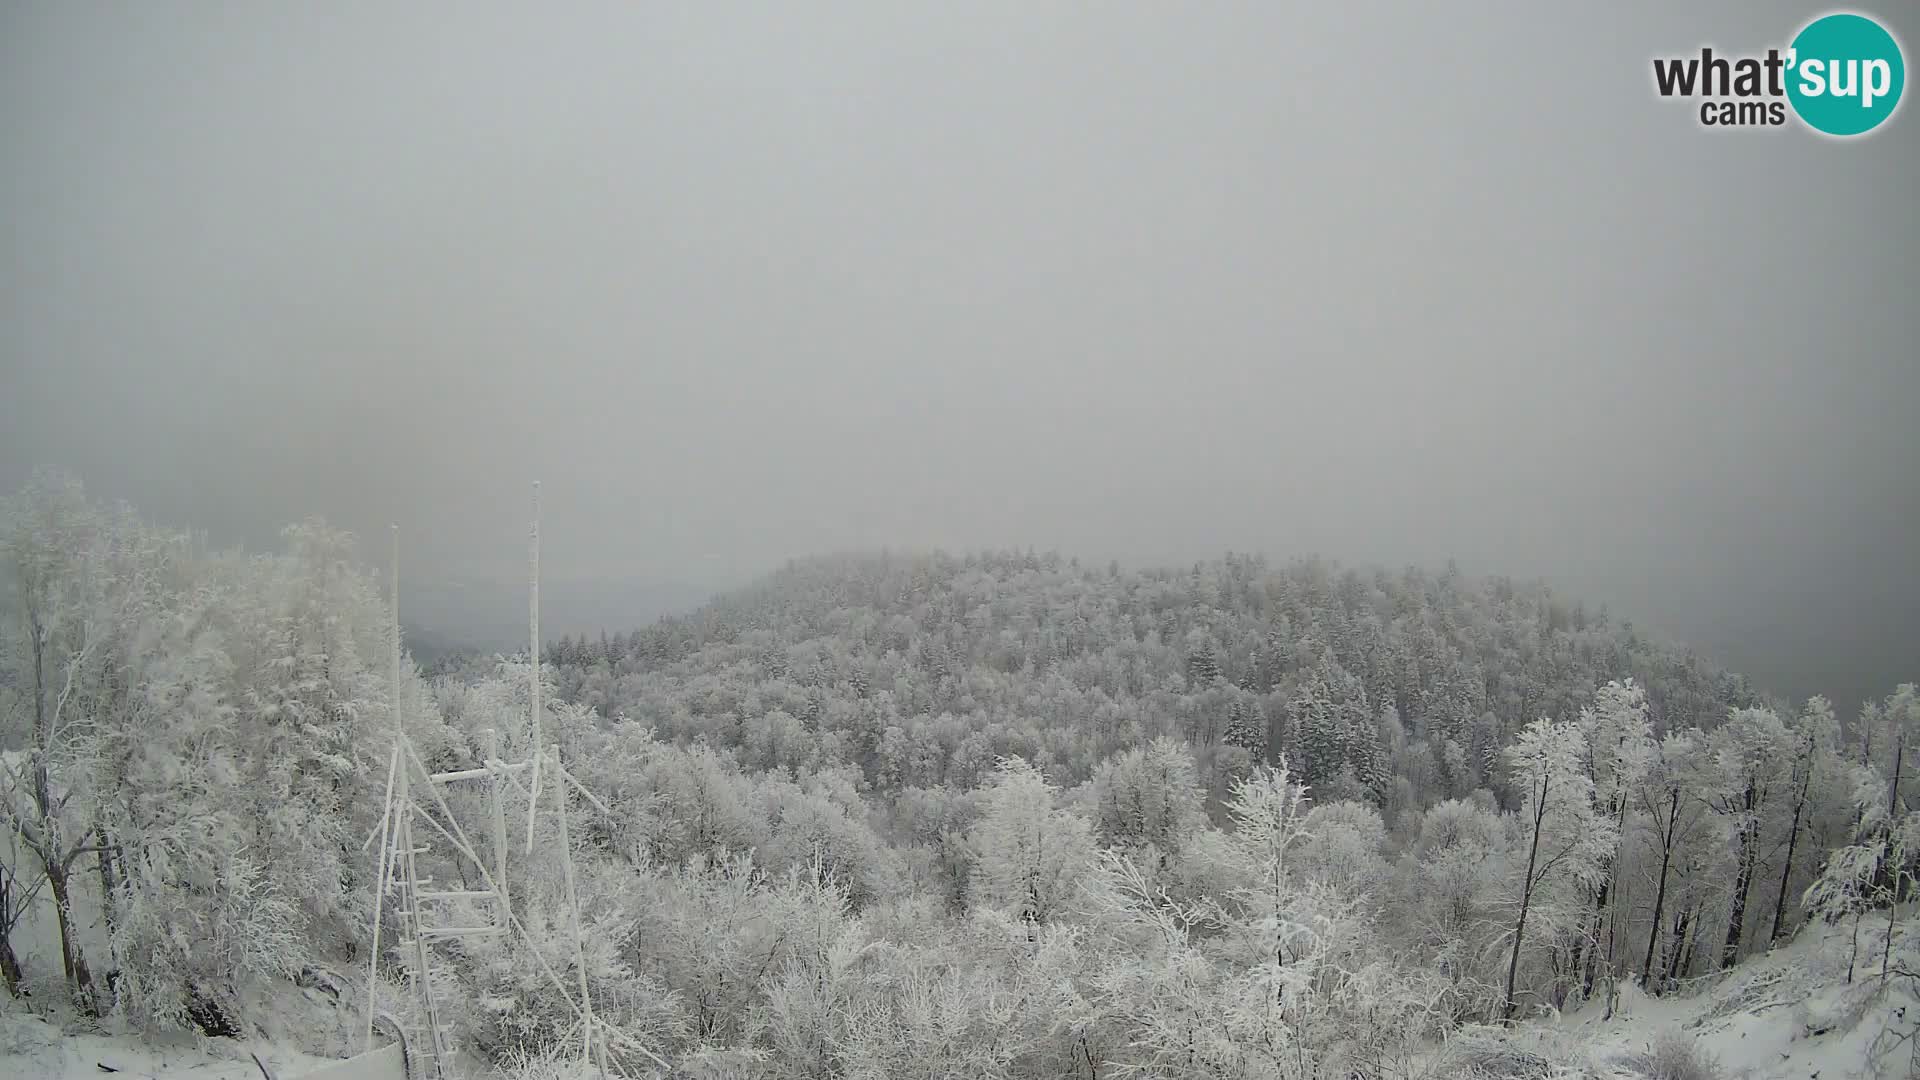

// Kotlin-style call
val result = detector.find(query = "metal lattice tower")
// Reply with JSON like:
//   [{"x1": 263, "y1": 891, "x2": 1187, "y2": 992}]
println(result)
[
  {"x1": 378, "y1": 737, "x2": 518, "y2": 1078},
  {"x1": 367, "y1": 498, "x2": 653, "y2": 1079}
]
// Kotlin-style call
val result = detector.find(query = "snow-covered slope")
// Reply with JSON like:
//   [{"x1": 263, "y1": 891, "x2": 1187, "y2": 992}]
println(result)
[
  {"x1": 1553, "y1": 917, "x2": 1919, "y2": 1079},
  {"x1": 7, "y1": 913, "x2": 1917, "y2": 1078},
  {"x1": 0, "y1": 1010, "x2": 343, "y2": 1080},
  {"x1": 0, "y1": 951, "x2": 368, "y2": 1079}
]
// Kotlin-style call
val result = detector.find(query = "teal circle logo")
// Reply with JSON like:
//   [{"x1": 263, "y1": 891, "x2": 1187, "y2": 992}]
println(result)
[{"x1": 1786, "y1": 13, "x2": 1905, "y2": 136}]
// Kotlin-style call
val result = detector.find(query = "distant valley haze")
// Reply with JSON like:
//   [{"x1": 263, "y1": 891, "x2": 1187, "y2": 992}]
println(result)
[{"x1": 399, "y1": 575, "x2": 717, "y2": 663}]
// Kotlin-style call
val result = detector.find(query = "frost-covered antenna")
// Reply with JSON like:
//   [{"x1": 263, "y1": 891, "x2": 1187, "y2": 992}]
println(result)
[
  {"x1": 525, "y1": 480, "x2": 543, "y2": 854},
  {"x1": 366, "y1": 524, "x2": 403, "y2": 1054},
  {"x1": 357, "y1": 509, "x2": 644, "y2": 1077},
  {"x1": 390, "y1": 525, "x2": 402, "y2": 740}
]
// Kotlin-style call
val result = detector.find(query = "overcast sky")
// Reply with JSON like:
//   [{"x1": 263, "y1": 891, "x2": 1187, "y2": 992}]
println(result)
[{"x1": 2, "y1": 3, "x2": 1914, "y2": 711}]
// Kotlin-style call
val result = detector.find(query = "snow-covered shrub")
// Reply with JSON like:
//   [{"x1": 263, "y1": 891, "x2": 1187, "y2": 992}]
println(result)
[
  {"x1": 836, "y1": 935, "x2": 1049, "y2": 1080},
  {"x1": 1612, "y1": 1030, "x2": 1725, "y2": 1080},
  {"x1": 457, "y1": 848, "x2": 684, "y2": 1068},
  {"x1": 0, "y1": 1012, "x2": 61, "y2": 1058},
  {"x1": 493, "y1": 1041, "x2": 605, "y2": 1080},
  {"x1": 1435, "y1": 1034, "x2": 1560, "y2": 1079},
  {"x1": 111, "y1": 848, "x2": 304, "y2": 1034},
  {"x1": 759, "y1": 865, "x2": 865, "y2": 1079},
  {"x1": 1437, "y1": 1026, "x2": 1591, "y2": 1079},
  {"x1": 1700, "y1": 961, "x2": 1809, "y2": 1022}
]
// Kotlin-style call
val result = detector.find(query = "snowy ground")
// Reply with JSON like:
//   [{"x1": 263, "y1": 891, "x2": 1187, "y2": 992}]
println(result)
[
  {"x1": 0, "y1": 958, "x2": 378, "y2": 1079},
  {"x1": 1549, "y1": 916, "x2": 1919, "y2": 1079},
  {"x1": 0, "y1": 1010, "x2": 345, "y2": 1080},
  {"x1": 6, "y1": 914, "x2": 1918, "y2": 1078}
]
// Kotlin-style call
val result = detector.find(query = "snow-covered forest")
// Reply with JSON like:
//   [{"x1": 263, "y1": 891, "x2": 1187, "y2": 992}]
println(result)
[{"x1": 4, "y1": 470, "x2": 1918, "y2": 1078}]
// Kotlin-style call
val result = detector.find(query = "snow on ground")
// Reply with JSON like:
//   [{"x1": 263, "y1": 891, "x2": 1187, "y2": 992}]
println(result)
[
  {"x1": 0, "y1": 1009, "x2": 343, "y2": 1080},
  {"x1": 9, "y1": 910, "x2": 1920, "y2": 1077},
  {"x1": 0, "y1": 953, "x2": 370, "y2": 1079},
  {"x1": 1555, "y1": 916, "x2": 1920, "y2": 1079}
]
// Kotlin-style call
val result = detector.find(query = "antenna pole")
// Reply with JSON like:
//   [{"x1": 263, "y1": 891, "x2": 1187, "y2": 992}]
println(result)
[
  {"x1": 555, "y1": 755, "x2": 595, "y2": 1073},
  {"x1": 391, "y1": 524, "x2": 402, "y2": 741},
  {"x1": 363, "y1": 747, "x2": 398, "y2": 1052},
  {"x1": 525, "y1": 481, "x2": 543, "y2": 853},
  {"x1": 487, "y1": 727, "x2": 511, "y2": 926},
  {"x1": 366, "y1": 524, "x2": 402, "y2": 1052}
]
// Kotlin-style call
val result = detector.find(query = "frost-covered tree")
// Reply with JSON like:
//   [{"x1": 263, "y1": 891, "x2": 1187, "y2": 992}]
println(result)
[
  {"x1": 1568, "y1": 679, "x2": 1652, "y2": 999},
  {"x1": 1184, "y1": 627, "x2": 1221, "y2": 687},
  {"x1": 1087, "y1": 737, "x2": 1205, "y2": 859},
  {"x1": 1704, "y1": 706, "x2": 1792, "y2": 968},
  {"x1": 0, "y1": 476, "x2": 464, "y2": 1032},
  {"x1": 1770, "y1": 696, "x2": 1840, "y2": 944},
  {"x1": 1500, "y1": 718, "x2": 1615, "y2": 1018},
  {"x1": 0, "y1": 472, "x2": 130, "y2": 1011},
  {"x1": 1634, "y1": 728, "x2": 1710, "y2": 990},
  {"x1": 1802, "y1": 808, "x2": 1920, "y2": 984},
  {"x1": 1296, "y1": 799, "x2": 1390, "y2": 896},
  {"x1": 1092, "y1": 758, "x2": 1435, "y2": 1077},
  {"x1": 1853, "y1": 683, "x2": 1920, "y2": 785},
  {"x1": 1286, "y1": 655, "x2": 1373, "y2": 793},
  {"x1": 1223, "y1": 695, "x2": 1265, "y2": 763},
  {"x1": 1403, "y1": 798, "x2": 1510, "y2": 1019},
  {"x1": 968, "y1": 758, "x2": 1095, "y2": 928},
  {"x1": 1224, "y1": 760, "x2": 1314, "y2": 904}
]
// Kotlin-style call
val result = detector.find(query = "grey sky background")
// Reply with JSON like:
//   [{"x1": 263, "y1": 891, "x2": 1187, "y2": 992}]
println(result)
[{"x1": 2, "y1": 3, "x2": 1914, "y2": 712}]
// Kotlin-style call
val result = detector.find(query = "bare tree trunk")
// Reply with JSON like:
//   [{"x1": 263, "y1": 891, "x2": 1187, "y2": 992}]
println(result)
[
  {"x1": 25, "y1": 603, "x2": 98, "y2": 1014},
  {"x1": 1504, "y1": 774, "x2": 1549, "y2": 1020},
  {"x1": 1889, "y1": 734, "x2": 1904, "y2": 980},
  {"x1": 1720, "y1": 783, "x2": 1758, "y2": 970},
  {"x1": 1848, "y1": 908, "x2": 1862, "y2": 983},
  {"x1": 1892, "y1": 733, "x2": 1906, "y2": 825},
  {"x1": 1568, "y1": 894, "x2": 1599, "y2": 1001},
  {"x1": 1603, "y1": 878, "x2": 1624, "y2": 1019},
  {"x1": 1665, "y1": 904, "x2": 1693, "y2": 986},
  {"x1": 1643, "y1": 791, "x2": 1679, "y2": 988},
  {"x1": 1580, "y1": 791, "x2": 1630, "y2": 998},
  {"x1": 42, "y1": 851, "x2": 95, "y2": 1011},
  {"x1": 1720, "y1": 831, "x2": 1756, "y2": 970},
  {"x1": 0, "y1": 935, "x2": 20, "y2": 997},
  {"x1": 1678, "y1": 906, "x2": 1701, "y2": 980},
  {"x1": 93, "y1": 824, "x2": 119, "y2": 996},
  {"x1": 0, "y1": 868, "x2": 23, "y2": 997},
  {"x1": 1770, "y1": 757, "x2": 1811, "y2": 945},
  {"x1": 1882, "y1": 869, "x2": 1900, "y2": 982},
  {"x1": 33, "y1": 765, "x2": 96, "y2": 1009}
]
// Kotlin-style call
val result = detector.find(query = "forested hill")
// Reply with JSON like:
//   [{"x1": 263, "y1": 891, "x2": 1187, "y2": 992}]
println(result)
[{"x1": 539, "y1": 550, "x2": 1763, "y2": 811}]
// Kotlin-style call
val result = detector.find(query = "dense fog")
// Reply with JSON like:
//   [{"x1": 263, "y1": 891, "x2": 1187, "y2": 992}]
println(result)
[{"x1": 4, "y1": 3, "x2": 1915, "y2": 712}]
